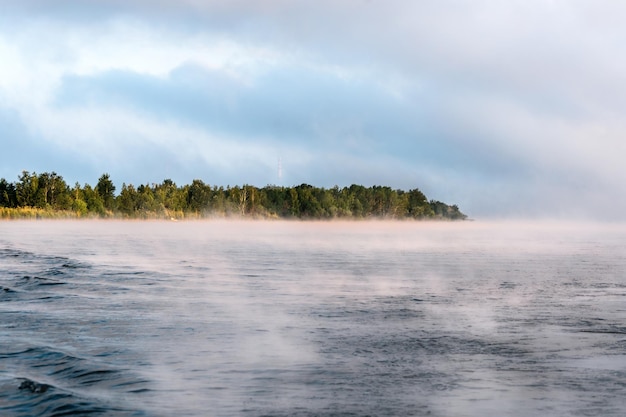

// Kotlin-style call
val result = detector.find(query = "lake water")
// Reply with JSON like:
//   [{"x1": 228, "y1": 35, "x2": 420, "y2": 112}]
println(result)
[{"x1": 1, "y1": 220, "x2": 626, "y2": 416}]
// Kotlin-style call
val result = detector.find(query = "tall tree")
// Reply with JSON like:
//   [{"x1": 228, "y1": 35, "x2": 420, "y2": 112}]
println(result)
[
  {"x1": 96, "y1": 174, "x2": 116, "y2": 211},
  {"x1": 0, "y1": 178, "x2": 17, "y2": 207},
  {"x1": 117, "y1": 183, "x2": 138, "y2": 215},
  {"x1": 70, "y1": 182, "x2": 88, "y2": 216},
  {"x1": 15, "y1": 171, "x2": 38, "y2": 207},
  {"x1": 37, "y1": 172, "x2": 70, "y2": 209},
  {"x1": 187, "y1": 179, "x2": 211, "y2": 213},
  {"x1": 82, "y1": 184, "x2": 105, "y2": 216}
]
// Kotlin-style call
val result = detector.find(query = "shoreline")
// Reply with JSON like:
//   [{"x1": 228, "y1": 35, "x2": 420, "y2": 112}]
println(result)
[
  {"x1": 0, "y1": 207, "x2": 469, "y2": 222},
  {"x1": 0, "y1": 212, "x2": 468, "y2": 219}
]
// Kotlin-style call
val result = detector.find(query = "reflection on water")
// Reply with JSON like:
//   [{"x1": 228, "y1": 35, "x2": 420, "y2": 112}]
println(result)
[{"x1": 1, "y1": 220, "x2": 626, "y2": 416}]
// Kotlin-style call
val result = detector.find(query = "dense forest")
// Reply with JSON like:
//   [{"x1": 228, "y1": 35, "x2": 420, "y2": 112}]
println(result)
[{"x1": 0, "y1": 171, "x2": 467, "y2": 220}]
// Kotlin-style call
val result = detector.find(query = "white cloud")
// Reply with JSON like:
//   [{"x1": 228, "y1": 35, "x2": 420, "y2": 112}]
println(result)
[{"x1": 2, "y1": 1, "x2": 626, "y2": 218}]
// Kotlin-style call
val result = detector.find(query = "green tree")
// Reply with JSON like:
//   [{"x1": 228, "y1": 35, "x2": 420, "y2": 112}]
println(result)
[
  {"x1": 96, "y1": 174, "x2": 116, "y2": 211},
  {"x1": 15, "y1": 171, "x2": 39, "y2": 207},
  {"x1": 36, "y1": 172, "x2": 71, "y2": 210},
  {"x1": 187, "y1": 179, "x2": 211, "y2": 214},
  {"x1": 136, "y1": 184, "x2": 157, "y2": 213},
  {"x1": 407, "y1": 188, "x2": 433, "y2": 218},
  {"x1": 0, "y1": 178, "x2": 17, "y2": 207},
  {"x1": 295, "y1": 184, "x2": 322, "y2": 218},
  {"x1": 70, "y1": 182, "x2": 88, "y2": 216},
  {"x1": 429, "y1": 201, "x2": 466, "y2": 220},
  {"x1": 348, "y1": 184, "x2": 370, "y2": 218},
  {"x1": 117, "y1": 183, "x2": 138, "y2": 216},
  {"x1": 263, "y1": 186, "x2": 289, "y2": 217},
  {"x1": 82, "y1": 184, "x2": 105, "y2": 216},
  {"x1": 288, "y1": 187, "x2": 300, "y2": 217},
  {"x1": 154, "y1": 179, "x2": 186, "y2": 212},
  {"x1": 211, "y1": 186, "x2": 226, "y2": 215}
]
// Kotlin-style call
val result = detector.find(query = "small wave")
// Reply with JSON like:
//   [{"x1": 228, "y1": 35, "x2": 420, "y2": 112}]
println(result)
[
  {"x1": 0, "y1": 346, "x2": 150, "y2": 417},
  {"x1": 0, "y1": 248, "x2": 90, "y2": 270},
  {"x1": 0, "y1": 248, "x2": 93, "y2": 302},
  {"x1": 0, "y1": 248, "x2": 28, "y2": 258},
  {"x1": 0, "y1": 376, "x2": 137, "y2": 417},
  {"x1": 20, "y1": 275, "x2": 66, "y2": 285},
  {"x1": 3, "y1": 346, "x2": 148, "y2": 389}
]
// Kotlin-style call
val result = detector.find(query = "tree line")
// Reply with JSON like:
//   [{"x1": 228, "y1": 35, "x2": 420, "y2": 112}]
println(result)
[{"x1": 0, "y1": 171, "x2": 467, "y2": 220}]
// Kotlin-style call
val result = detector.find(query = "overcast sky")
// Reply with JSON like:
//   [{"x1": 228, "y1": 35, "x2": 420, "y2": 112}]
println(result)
[{"x1": 1, "y1": 1, "x2": 625, "y2": 219}]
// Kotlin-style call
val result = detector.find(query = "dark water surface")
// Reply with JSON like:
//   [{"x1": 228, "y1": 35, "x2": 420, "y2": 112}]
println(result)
[{"x1": 1, "y1": 220, "x2": 626, "y2": 416}]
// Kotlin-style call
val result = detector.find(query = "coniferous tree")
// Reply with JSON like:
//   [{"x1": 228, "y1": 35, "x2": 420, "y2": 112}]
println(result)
[
  {"x1": 15, "y1": 171, "x2": 39, "y2": 207},
  {"x1": 0, "y1": 178, "x2": 17, "y2": 207},
  {"x1": 96, "y1": 174, "x2": 116, "y2": 211}
]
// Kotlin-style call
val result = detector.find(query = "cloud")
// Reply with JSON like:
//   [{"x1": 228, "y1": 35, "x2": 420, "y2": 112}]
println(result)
[
  {"x1": 54, "y1": 62, "x2": 535, "y2": 165},
  {"x1": 49, "y1": 62, "x2": 540, "y2": 196},
  {"x1": 1, "y1": 1, "x2": 626, "y2": 219},
  {"x1": 0, "y1": 106, "x2": 95, "y2": 183}
]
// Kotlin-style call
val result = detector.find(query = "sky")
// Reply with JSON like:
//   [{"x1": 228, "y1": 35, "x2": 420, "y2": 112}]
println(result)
[{"x1": 1, "y1": 1, "x2": 625, "y2": 220}]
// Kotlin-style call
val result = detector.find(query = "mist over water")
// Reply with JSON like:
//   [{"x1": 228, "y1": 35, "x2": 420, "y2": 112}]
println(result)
[{"x1": 1, "y1": 220, "x2": 626, "y2": 416}]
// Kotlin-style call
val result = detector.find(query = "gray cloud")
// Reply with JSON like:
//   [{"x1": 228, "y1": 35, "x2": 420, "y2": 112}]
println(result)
[
  {"x1": 52, "y1": 63, "x2": 532, "y2": 180},
  {"x1": 1, "y1": 1, "x2": 625, "y2": 219},
  {"x1": 0, "y1": 106, "x2": 92, "y2": 183}
]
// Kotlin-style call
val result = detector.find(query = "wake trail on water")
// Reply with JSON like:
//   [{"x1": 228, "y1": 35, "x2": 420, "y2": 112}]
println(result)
[{"x1": 0, "y1": 248, "x2": 151, "y2": 417}]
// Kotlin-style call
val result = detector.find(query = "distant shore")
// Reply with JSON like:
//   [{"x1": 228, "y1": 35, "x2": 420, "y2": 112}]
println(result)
[
  {"x1": 0, "y1": 207, "x2": 469, "y2": 221},
  {"x1": 1, "y1": 171, "x2": 467, "y2": 221}
]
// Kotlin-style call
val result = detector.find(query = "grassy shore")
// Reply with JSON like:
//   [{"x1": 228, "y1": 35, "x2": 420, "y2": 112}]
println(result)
[
  {"x1": 0, "y1": 207, "x2": 181, "y2": 220},
  {"x1": 0, "y1": 207, "x2": 249, "y2": 220},
  {"x1": 0, "y1": 207, "x2": 468, "y2": 221},
  {"x1": 0, "y1": 207, "x2": 82, "y2": 220}
]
